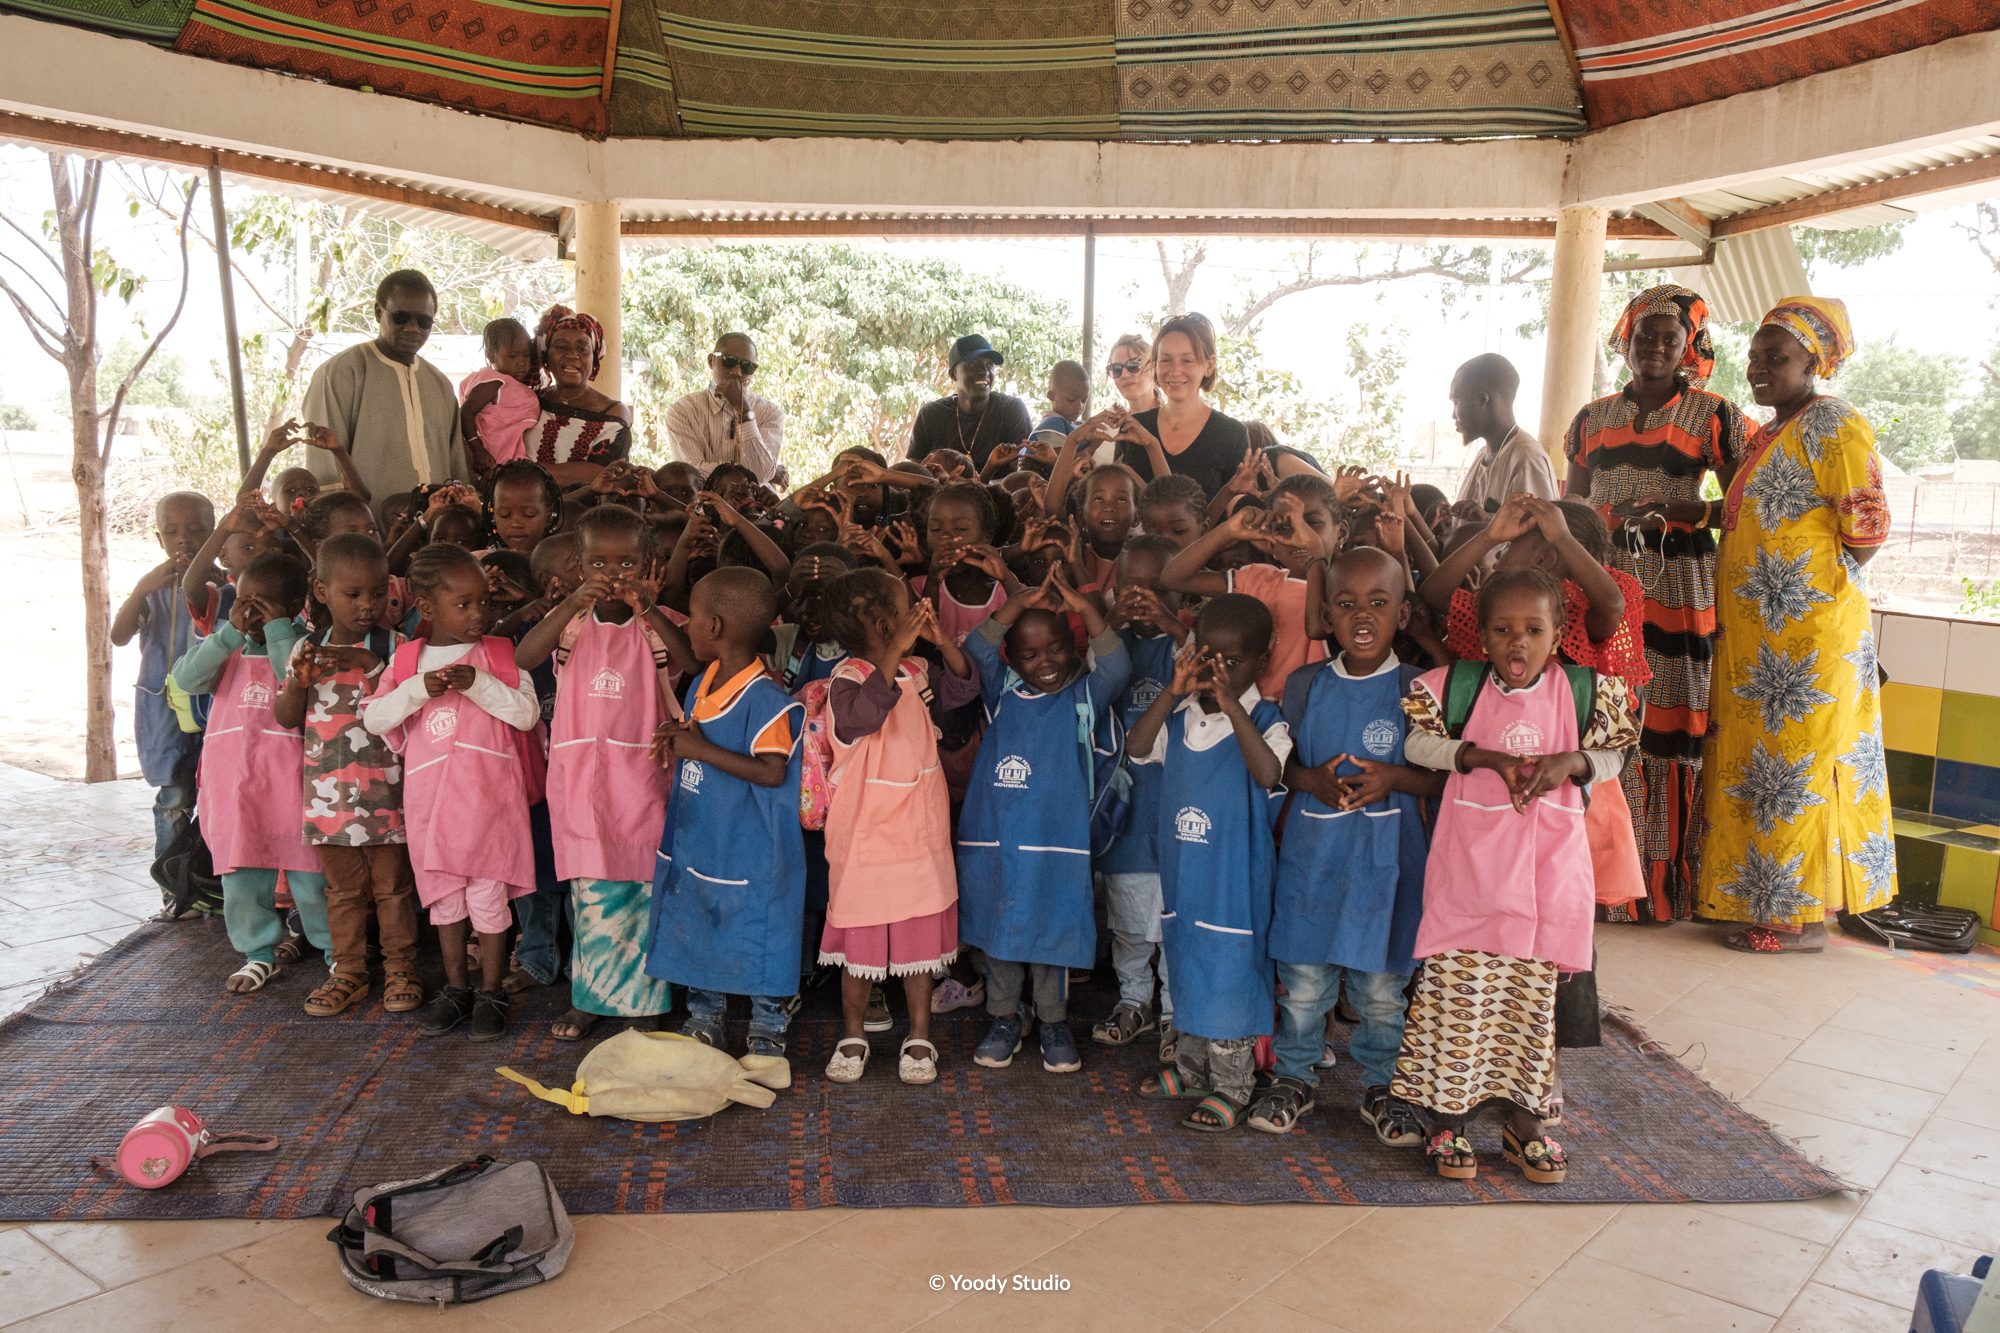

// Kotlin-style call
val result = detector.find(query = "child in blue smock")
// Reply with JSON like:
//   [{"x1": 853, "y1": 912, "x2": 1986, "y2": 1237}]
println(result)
[
  {"x1": 1091, "y1": 534, "x2": 1187, "y2": 1060},
  {"x1": 645, "y1": 567, "x2": 806, "y2": 1057},
  {"x1": 958, "y1": 568, "x2": 1129, "y2": 1075},
  {"x1": 1126, "y1": 594, "x2": 1290, "y2": 1132},
  {"x1": 1250, "y1": 547, "x2": 1444, "y2": 1141}
]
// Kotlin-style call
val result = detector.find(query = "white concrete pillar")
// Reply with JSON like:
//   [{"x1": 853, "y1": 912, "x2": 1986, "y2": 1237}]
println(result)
[
  {"x1": 1538, "y1": 205, "x2": 1608, "y2": 472},
  {"x1": 573, "y1": 199, "x2": 624, "y2": 399}
]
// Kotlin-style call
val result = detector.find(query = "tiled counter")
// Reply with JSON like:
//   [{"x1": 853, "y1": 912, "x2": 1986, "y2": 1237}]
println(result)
[{"x1": 1876, "y1": 612, "x2": 2000, "y2": 945}]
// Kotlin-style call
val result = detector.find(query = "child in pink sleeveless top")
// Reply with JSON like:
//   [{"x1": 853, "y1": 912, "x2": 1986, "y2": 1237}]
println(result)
[
  {"x1": 814, "y1": 569, "x2": 981, "y2": 1086},
  {"x1": 458, "y1": 319, "x2": 540, "y2": 474},
  {"x1": 1390, "y1": 568, "x2": 1638, "y2": 1187},
  {"x1": 363, "y1": 544, "x2": 542, "y2": 1043}
]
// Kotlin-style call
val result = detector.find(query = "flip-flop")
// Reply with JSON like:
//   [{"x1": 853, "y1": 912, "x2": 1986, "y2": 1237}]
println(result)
[
  {"x1": 1138, "y1": 1068, "x2": 1209, "y2": 1100},
  {"x1": 551, "y1": 1008, "x2": 601, "y2": 1042},
  {"x1": 1182, "y1": 1094, "x2": 1245, "y2": 1133}
]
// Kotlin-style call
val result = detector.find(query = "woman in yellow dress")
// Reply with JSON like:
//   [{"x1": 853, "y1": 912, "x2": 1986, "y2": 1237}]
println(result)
[{"x1": 1698, "y1": 297, "x2": 1897, "y2": 951}]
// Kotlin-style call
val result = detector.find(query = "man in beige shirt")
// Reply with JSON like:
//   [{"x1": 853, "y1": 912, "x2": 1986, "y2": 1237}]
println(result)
[
  {"x1": 302, "y1": 269, "x2": 466, "y2": 504},
  {"x1": 1449, "y1": 353, "x2": 1557, "y2": 516},
  {"x1": 664, "y1": 332, "x2": 787, "y2": 486}
]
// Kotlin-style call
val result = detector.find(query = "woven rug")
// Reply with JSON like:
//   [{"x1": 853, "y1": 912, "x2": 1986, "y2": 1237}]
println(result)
[{"x1": 0, "y1": 920, "x2": 1844, "y2": 1220}]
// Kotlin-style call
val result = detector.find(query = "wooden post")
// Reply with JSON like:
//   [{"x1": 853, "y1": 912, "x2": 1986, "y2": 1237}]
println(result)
[
  {"x1": 208, "y1": 156, "x2": 251, "y2": 474},
  {"x1": 1081, "y1": 223, "x2": 1096, "y2": 377},
  {"x1": 574, "y1": 199, "x2": 624, "y2": 399},
  {"x1": 1538, "y1": 206, "x2": 1608, "y2": 472}
]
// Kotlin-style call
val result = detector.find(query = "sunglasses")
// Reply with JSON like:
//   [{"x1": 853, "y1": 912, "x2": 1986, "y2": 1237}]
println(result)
[
  {"x1": 714, "y1": 353, "x2": 758, "y2": 376},
  {"x1": 387, "y1": 310, "x2": 434, "y2": 330},
  {"x1": 1106, "y1": 359, "x2": 1144, "y2": 377}
]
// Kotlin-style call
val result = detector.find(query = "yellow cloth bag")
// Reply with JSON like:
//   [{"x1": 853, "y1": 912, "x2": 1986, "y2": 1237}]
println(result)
[{"x1": 497, "y1": 1029, "x2": 791, "y2": 1123}]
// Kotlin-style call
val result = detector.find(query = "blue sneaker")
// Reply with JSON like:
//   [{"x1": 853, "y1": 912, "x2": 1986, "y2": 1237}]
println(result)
[
  {"x1": 974, "y1": 1010, "x2": 1026, "y2": 1068},
  {"x1": 1038, "y1": 1019, "x2": 1082, "y2": 1073}
]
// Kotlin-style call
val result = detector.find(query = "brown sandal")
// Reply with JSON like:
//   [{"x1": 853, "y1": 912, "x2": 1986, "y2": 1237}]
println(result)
[
  {"x1": 1501, "y1": 1125, "x2": 1568, "y2": 1184},
  {"x1": 1427, "y1": 1131, "x2": 1478, "y2": 1180},
  {"x1": 304, "y1": 974, "x2": 369, "y2": 1017},
  {"x1": 381, "y1": 972, "x2": 424, "y2": 1013}
]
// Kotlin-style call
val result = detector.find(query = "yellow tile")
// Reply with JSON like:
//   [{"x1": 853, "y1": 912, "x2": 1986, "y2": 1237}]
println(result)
[
  {"x1": 1937, "y1": 848, "x2": 2000, "y2": 921},
  {"x1": 1879, "y1": 683, "x2": 1942, "y2": 755}
]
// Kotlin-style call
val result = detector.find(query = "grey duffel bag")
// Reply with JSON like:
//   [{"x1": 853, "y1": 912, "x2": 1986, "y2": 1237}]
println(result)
[{"x1": 328, "y1": 1156, "x2": 573, "y2": 1304}]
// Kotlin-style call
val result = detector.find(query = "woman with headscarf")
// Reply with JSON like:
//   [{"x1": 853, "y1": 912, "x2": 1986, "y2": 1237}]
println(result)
[
  {"x1": 1564, "y1": 284, "x2": 1748, "y2": 923},
  {"x1": 1698, "y1": 297, "x2": 1896, "y2": 952},
  {"x1": 530, "y1": 307, "x2": 632, "y2": 485}
]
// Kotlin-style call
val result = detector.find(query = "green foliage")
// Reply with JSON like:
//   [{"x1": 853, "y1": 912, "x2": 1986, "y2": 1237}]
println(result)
[
  {"x1": 1796, "y1": 223, "x2": 1906, "y2": 275},
  {"x1": 1962, "y1": 577, "x2": 2000, "y2": 621},
  {"x1": 96, "y1": 337, "x2": 188, "y2": 411},
  {"x1": 1839, "y1": 338, "x2": 1962, "y2": 471},
  {"x1": 0, "y1": 402, "x2": 34, "y2": 430},
  {"x1": 1704, "y1": 321, "x2": 1758, "y2": 414},
  {"x1": 1952, "y1": 353, "x2": 2000, "y2": 461}
]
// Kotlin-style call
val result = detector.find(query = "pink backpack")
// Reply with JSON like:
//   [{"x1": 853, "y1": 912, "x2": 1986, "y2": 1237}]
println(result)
[{"x1": 796, "y1": 677, "x2": 835, "y2": 831}]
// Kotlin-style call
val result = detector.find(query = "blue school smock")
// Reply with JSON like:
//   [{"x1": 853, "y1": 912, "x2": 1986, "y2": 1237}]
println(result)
[
  {"x1": 1270, "y1": 656, "x2": 1428, "y2": 976},
  {"x1": 1152, "y1": 698, "x2": 1283, "y2": 1040},
  {"x1": 1095, "y1": 629, "x2": 1179, "y2": 877},
  {"x1": 956, "y1": 626, "x2": 1129, "y2": 969},
  {"x1": 646, "y1": 669, "x2": 806, "y2": 998},
  {"x1": 136, "y1": 586, "x2": 203, "y2": 786}
]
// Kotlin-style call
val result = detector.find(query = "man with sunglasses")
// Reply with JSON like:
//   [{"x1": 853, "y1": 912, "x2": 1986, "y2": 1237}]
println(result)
[
  {"x1": 665, "y1": 332, "x2": 788, "y2": 486},
  {"x1": 301, "y1": 268, "x2": 466, "y2": 505}
]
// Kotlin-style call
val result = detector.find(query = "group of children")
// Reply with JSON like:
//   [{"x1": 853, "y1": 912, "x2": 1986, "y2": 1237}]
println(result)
[{"x1": 114, "y1": 339, "x2": 1648, "y2": 1185}]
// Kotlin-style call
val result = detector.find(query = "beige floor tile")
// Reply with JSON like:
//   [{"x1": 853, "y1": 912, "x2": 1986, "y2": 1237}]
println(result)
[
  {"x1": 1824, "y1": 994, "x2": 1991, "y2": 1053},
  {"x1": 605, "y1": 1314, "x2": 703, "y2": 1333},
  {"x1": 1898, "y1": 1116, "x2": 2000, "y2": 1189},
  {"x1": 1499, "y1": 1255, "x2": 1773, "y2": 1333},
  {"x1": 1579, "y1": 1204, "x2": 1823, "y2": 1316},
  {"x1": 1935, "y1": 1071, "x2": 2000, "y2": 1132},
  {"x1": 1699, "y1": 1061, "x2": 1774, "y2": 1100},
  {"x1": 1691, "y1": 1192, "x2": 1863, "y2": 1245},
  {"x1": 820, "y1": 1203, "x2": 1076, "y2": 1286},
  {"x1": 1206, "y1": 1297, "x2": 1357, "y2": 1332},
  {"x1": 0, "y1": 900, "x2": 149, "y2": 947},
  {"x1": 0, "y1": 1229, "x2": 101, "y2": 1326},
  {"x1": 1638, "y1": 1013, "x2": 1801, "y2": 1081},
  {"x1": 1596, "y1": 954, "x2": 1724, "y2": 1023},
  {"x1": 1860, "y1": 1163, "x2": 2000, "y2": 1250},
  {"x1": 662, "y1": 1234, "x2": 950, "y2": 1333},
  {"x1": 1813, "y1": 1219, "x2": 1982, "y2": 1308},
  {"x1": 482, "y1": 1216, "x2": 726, "y2": 1333},
  {"x1": 26, "y1": 1219, "x2": 305, "y2": 1287},
  {"x1": 1737, "y1": 1098, "x2": 1910, "y2": 1189},
  {"x1": 1771, "y1": 1282, "x2": 1908, "y2": 1333},
  {"x1": 919, "y1": 1286, "x2": 1198, "y2": 1333},
  {"x1": 5, "y1": 1254, "x2": 326, "y2": 1333},
  {"x1": 1715, "y1": 952, "x2": 1873, "y2": 1007},
  {"x1": 1788, "y1": 1027, "x2": 1971, "y2": 1095},
  {"x1": 1656, "y1": 982, "x2": 1841, "y2": 1041},
  {"x1": 603, "y1": 1208, "x2": 848, "y2": 1272},
  {"x1": 1263, "y1": 1204, "x2": 1616, "y2": 1333},
  {"x1": 222, "y1": 1215, "x2": 517, "y2": 1331},
  {"x1": 1857, "y1": 976, "x2": 2000, "y2": 1029},
  {"x1": 1019, "y1": 1204, "x2": 1122, "y2": 1231},
  {"x1": 1748, "y1": 1061, "x2": 1941, "y2": 1136}
]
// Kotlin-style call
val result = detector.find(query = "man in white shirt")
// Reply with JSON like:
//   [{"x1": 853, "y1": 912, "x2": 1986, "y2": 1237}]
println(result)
[
  {"x1": 1449, "y1": 353, "x2": 1557, "y2": 517},
  {"x1": 664, "y1": 332, "x2": 786, "y2": 485}
]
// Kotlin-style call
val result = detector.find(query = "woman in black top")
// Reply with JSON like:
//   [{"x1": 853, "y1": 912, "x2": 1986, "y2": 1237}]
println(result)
[{"x1": 1110, "y1": 313, "x2": 1249, "y2": 498}]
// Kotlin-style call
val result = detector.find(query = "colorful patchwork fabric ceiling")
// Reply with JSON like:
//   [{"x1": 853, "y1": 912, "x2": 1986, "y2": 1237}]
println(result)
[{"x1": 3, "y1": 0, "x2": 1996, "y2": 139}]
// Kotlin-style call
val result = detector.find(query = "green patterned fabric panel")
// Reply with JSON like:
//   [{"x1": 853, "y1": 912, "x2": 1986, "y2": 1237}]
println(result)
[
  {"x1": 610, "y1": 0, "x2": 677, "y2": 134},
  {"x1": 0, "y1": 0, "x2": 194, "y2": 45}
]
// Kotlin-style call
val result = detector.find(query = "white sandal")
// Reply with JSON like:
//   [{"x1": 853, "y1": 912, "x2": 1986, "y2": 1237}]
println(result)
[
  {"x1": 898, "y1": 1037, "x2": 940, "y2": 1085},
  {"x1": 225, "y1": 959, "x2": 280, "y2": 993},
  {"x1": 825, "y1": 1037, "x2": 870, "y2": 1084}
]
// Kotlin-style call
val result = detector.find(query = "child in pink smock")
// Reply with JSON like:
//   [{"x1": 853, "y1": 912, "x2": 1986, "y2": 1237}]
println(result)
[
  {"x1": 515, "y1": 503, "x2": 695, "y2": 1043},
  {"x1": 459, "y1": 318, "x2": 541, "y2": 475},
  {"x1": 363, "y1": 543, "x2": 542, "y2": 1042},
  {"x1": 1389, "y1": 567, "x2": 1638, "y2": 1187},
  {"x1": 168, "y1": 551, "x2": 330, "y2": 994},
  {"x1": 814, "y1": 569, "x2": 981, "y2": 1085}
]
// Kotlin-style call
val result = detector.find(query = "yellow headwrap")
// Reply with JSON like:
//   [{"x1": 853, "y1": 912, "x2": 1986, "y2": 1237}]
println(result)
[{"x1": 1761, "y1": 296, "x2": 1856, "y2": 378}]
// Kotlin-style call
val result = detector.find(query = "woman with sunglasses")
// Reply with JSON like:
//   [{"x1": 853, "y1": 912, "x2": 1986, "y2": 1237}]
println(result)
[
  {"x1": 300, "y1": 268, "x2": 468, "y2": 504},
  {"x1": 1106, "y1": 314, "x2": 1249, "y2": 499},
  {"x1": 529, "y1": 305, "x2": 633, "y2": 487},
  {"x1": 1104, "y1": 334, "x2": 1159, "y2": 416},
  {"x1": 665, "y1": 332, "x2": 787, "y2": 487}
]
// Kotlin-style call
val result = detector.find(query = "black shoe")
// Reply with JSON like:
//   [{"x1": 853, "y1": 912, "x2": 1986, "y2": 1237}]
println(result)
[
  {"x1": 467, "y1": 989, "x2": 509, "y2": 1043},
  {"x1": 419, "y1": 985, "x2": 475, "y2": 1036}
]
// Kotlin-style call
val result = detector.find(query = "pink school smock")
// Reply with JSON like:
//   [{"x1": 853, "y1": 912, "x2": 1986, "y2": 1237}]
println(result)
[
  {"x1": 823, "y1": 657, "x2": 957, "y2": 930},
  {"x1": 199, "y1": 651, "x2": 318, "y2": 875},
  {"x1": 547, "y1": 612, "x2": 678, "y2": 883},
  {"x1": 1412, "y1": 665, "x2": 1595, "y2": 973}
]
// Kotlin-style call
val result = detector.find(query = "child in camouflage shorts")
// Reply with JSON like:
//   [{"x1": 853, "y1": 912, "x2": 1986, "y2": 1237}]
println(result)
[{"x1": 273, "y1": 532, "x2": 422, "y2": 1017}]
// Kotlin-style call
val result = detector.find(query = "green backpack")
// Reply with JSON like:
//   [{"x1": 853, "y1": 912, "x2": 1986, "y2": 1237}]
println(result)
[{"x1": 1439, "y1": 659, "x2": 1597, "y2": 797}]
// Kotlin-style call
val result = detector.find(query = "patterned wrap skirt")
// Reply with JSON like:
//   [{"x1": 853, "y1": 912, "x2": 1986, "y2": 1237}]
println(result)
[{"x1": 1390, "y1": 949, "x2": 1559, "y2": 1120}]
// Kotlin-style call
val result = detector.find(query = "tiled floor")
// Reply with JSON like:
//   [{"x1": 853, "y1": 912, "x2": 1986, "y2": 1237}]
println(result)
[{"x1": 1, "y1": 763, "x2": 1997, "y2": 1333}]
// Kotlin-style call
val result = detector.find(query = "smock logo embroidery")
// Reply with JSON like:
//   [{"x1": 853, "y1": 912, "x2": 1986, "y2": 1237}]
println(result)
[
  {"x1": 1131, "y1": 679, "x2": 1163, "y2": 710},
  {"x1": 680, "y1": 759, "x2": 704, "y2": 793},
  {"x1": 1174, "y1": 806, "x2": 1212, "y2": 844},
  {"x1": 240, "y1": 680, "x2": 273, "y2": 709},
  {"x1": 425, "y1": 707, "x2": 458, "y2": 741},
  {"x1": 589, "y1": 667, "x2": 624, "y2": 700},
  {"x1": 1362, "y1": 718, "x2": 1399, "y2": 757},
  {"x1": 1499, "y1": 721, "x2": 1544, "y2": 755},
  {"x1": 994, "y1": 755, "x2": 1032, "y2": 789}
]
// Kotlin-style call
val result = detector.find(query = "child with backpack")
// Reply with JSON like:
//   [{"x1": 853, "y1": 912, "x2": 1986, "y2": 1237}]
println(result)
[{"x1": 1391, "y1": 567, "x2": 1638, "y2": 1184}]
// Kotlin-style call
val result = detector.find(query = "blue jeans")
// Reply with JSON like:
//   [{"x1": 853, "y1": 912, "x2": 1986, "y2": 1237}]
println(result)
[
  {"x1": 221, "y1": 868, "x2": 329, "y2": 965},
  {"x1": 1275, "y1": 962, "x2": 1411, "y2": 1091},
  {"x1": 151, "y1": 773, "x2": 195, "y2": 865},
  {"x1": 684, "y1": 989, "x2": 792, "y2": 1044}
]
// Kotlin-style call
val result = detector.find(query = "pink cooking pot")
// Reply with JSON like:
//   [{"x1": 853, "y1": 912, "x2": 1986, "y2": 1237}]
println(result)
[{"x1": 94, "y1": 1106, "x2": 279, "y2": 1189}]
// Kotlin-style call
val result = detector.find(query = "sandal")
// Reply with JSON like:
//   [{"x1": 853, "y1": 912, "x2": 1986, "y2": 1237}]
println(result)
[
  {"x1": 1501, "y1": 1125, "x2": 1568, "y2": 1185},
  {"x1": 1426, "y1": 1130, "x2": 1478, "y2": 1180},
  {"x1": 303, "y1": 974, "x2": 369, "y2": 1017},
  {"x1": 1091, "y1": 1001, "x2": 1156, "y2": 1047},
  {"x1": 898, "y1": 1037, "x2": 939, "y2": 1085},
  {"x1": 224, "y1": 959, "x2": 280, "y2": 994},
  {"x1": 1723, "y1": 924, "x2": 1825, "y2": 954},
  {"x1": 1157, "y1": 1021, "x2": 1179, "y2": 1066},
  {"x1": 1360, "y1": 1086, "x2": 1427, "y2": 1149},
  {"x1": 500, "y1": 965, "x2": 548, "y2": 995},
  {"x1": 929, "y1": 977, "x2": 984, "y2": 1014},
  {"x1": 1247, "y1": 1076, "x2": 1314, "y2": 1134},
  {"x1": 826, "y1": 1037, "x2": 871, "y2": 1084},
  {"x1": 382, "y1": 972, "x2": 424, "y2": 1013},
  {"x1": 273, "y1": 932, "x2": 309, "y2": 964},
  {"x1": 1138, "y1": 1068, "x2": 1208, "y2": 1100},
  {"x1": 1183, "y1": 1093, "x2": 1245, "y2": 1133},
  {"x1": 551, "y1": 1008, "x2": 601, "y2": 1042}
]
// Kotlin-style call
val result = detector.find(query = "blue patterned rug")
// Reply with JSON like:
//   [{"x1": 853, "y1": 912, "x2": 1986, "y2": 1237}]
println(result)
[{"x1": 0, "y1": 920, "x2": 1844, "y2": 1219}]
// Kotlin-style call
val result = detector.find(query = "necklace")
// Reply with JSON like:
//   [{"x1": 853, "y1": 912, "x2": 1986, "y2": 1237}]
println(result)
[{"x1": 955, "y1": 400, "x2": 989, "y2": 454}]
